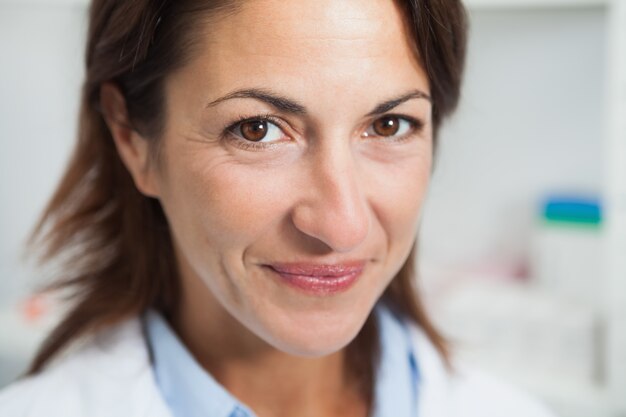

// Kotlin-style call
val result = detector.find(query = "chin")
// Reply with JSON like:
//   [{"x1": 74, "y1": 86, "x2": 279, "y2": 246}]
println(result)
[{"x1": 254, "y1": 302, "x2": 373, "y2": 357}]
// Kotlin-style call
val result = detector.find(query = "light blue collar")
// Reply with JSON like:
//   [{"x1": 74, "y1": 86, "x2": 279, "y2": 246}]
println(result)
[
  {"x1": 372, "y1": 304, "x2": 420, "y2": 417},
  {"x1": 143, "y1": 303, "x2": 419, "y2": 417},
  {"x1": 143, "y1": 309, "x2": 255, "y2": 417}
]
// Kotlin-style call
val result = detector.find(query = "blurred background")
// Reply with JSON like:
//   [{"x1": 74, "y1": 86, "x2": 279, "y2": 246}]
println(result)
[{"x1": 0, "y1": 0, "x2": 625, "y2": 416}]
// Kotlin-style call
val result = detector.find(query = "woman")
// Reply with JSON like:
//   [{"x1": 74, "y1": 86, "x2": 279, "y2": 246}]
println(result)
[{"x1": 0, "y1": 0, "x2": 556, "y2": 416}]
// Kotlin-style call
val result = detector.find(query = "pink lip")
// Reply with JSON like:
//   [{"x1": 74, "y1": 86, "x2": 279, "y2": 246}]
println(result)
[{"x1": 264, "y1": 261, "x2": 366, "y2": 296}]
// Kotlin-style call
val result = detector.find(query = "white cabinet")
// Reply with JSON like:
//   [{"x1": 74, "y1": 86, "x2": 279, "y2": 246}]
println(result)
[{"x1": 420, "y1": 1, "x2": 626, "y2": 416}]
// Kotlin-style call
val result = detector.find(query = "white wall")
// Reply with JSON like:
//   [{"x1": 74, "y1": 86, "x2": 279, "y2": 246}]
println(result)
[
  {"x1": 420, "y1": 6, "x2": 606, "y2": 269},
  {"x1": 0, "y1": 3, "x2": 86, "y2": 305}
]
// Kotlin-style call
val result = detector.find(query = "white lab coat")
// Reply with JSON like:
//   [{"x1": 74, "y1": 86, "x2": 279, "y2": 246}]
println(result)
[{"x1": 0, "y1": 314, "x2": 557, "y2": 417}]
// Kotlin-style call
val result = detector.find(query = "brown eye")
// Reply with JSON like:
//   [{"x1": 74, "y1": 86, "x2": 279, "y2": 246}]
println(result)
[
  {"x1": 373, "y1": 116, "x2": 400, "y2": 136},
  {"x1": 240, "y1": 120, "x2": 268, "y2": 142},
  {"x1": 364, "y1": 115, "x2": 417, "y2": 140}
]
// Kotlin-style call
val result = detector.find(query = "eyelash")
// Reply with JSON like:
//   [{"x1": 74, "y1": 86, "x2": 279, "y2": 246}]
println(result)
[{"x1": 221, "y1": 113, "x2": 424, "y2": 151}]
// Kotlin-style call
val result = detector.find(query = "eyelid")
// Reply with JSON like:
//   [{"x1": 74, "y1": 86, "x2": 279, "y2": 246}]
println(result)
[{"x1": 225, "y1": 114, "x2": 284, "y2": 137}]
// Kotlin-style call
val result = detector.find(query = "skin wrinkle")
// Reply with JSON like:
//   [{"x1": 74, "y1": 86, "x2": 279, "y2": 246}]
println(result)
[{"x1": 117, "y1": 1, "x2": 433, "y2": 416}]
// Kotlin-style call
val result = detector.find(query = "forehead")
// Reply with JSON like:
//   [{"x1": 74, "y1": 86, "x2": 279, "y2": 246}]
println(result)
[
  {"x1": 168, "y1": 0, "x2": 428, "y2": 114},
  {"x1": 211, "y1": 0, "x2": 413, "y2": 56}
]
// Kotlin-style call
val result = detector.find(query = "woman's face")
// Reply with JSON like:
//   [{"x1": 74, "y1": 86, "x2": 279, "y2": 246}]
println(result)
[{"x1": 151, "y1": 0, "x2": 432, "y2": 356}]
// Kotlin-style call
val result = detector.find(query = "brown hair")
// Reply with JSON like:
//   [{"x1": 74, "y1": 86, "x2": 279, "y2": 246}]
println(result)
[{"x1": 25, "y1": 0, "x2": 467, "y2": 406}]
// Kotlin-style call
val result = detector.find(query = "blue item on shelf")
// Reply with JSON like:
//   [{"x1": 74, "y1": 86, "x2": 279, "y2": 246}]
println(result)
[{"x1": 542, "y1": 195, "x2": 602, "y2": 225}]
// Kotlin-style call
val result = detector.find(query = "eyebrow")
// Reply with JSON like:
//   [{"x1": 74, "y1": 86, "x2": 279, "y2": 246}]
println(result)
[
  {"x1": 207, "y1": 88, "x2": 307, "y2": 114},
  {"x1": 206, "y1": 88, "x2": 432, "y2": 117},
  {"x1": 365, "y1": 90, "x2": 432, "y2": 116}
]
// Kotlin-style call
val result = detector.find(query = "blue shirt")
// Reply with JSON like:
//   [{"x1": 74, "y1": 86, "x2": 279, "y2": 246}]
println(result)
[{"x1": 143, "y1": 304, "x2": 419, "y2": 417}]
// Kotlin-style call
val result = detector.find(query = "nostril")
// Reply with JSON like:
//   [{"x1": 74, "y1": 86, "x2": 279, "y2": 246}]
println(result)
[{"x1": 291, "y1": 203, "x2": 370, "y2": 253}]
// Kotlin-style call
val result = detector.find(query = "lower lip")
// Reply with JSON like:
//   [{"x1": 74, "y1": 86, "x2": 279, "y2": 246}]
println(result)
[{"x1": 265, "y1": 267, "x2": 363, "y2": 296}]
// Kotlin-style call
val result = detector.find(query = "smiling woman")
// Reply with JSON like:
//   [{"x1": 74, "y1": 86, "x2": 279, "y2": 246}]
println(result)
[{"x1": 0, "y1": 1, "x2": 556, "y2": 417}]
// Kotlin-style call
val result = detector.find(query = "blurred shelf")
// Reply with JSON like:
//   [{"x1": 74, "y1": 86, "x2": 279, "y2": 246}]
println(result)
[
  {"x1": 465, "y1": 0, "x2": 609, "y2": 8},
  {"x1": 0, "y1": 0, "x2": 88, "y2": 6},
  {"x1": 0, "y1": 307, "x2": 56, "y2": 388},
  {"x1": 0, "y1": 0, "x2": 612, "y2": 9},
  {"x1": 0, "y1": 309, "x2": 53, "y2": 359},
  {"x1": 464, "y1": 355, "x2": 614, "y2": 417}
]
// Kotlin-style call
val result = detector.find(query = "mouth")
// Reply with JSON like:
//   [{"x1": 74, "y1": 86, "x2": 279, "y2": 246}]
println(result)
[{"x1": 263, "y1": 261, "x2": 366, "y2": 296}]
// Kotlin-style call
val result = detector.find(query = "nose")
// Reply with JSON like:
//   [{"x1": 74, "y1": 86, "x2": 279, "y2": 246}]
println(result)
[{"x1": 290, "y1": 141, "x2": 370, "y2": 253}]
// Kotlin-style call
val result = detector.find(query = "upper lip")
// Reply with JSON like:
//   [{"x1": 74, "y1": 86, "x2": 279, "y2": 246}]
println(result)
[{"x1": 266, "y1": 260, "x2": 367, "y2": 277}]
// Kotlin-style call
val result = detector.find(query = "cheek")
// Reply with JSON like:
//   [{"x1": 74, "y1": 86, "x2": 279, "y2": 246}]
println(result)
[
  {"x1": 163, "y1": 152, "x2": 293, "y2": 249},
  {"x1": 365, "y1": 147, "x2": 432, "y2": 244}
]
